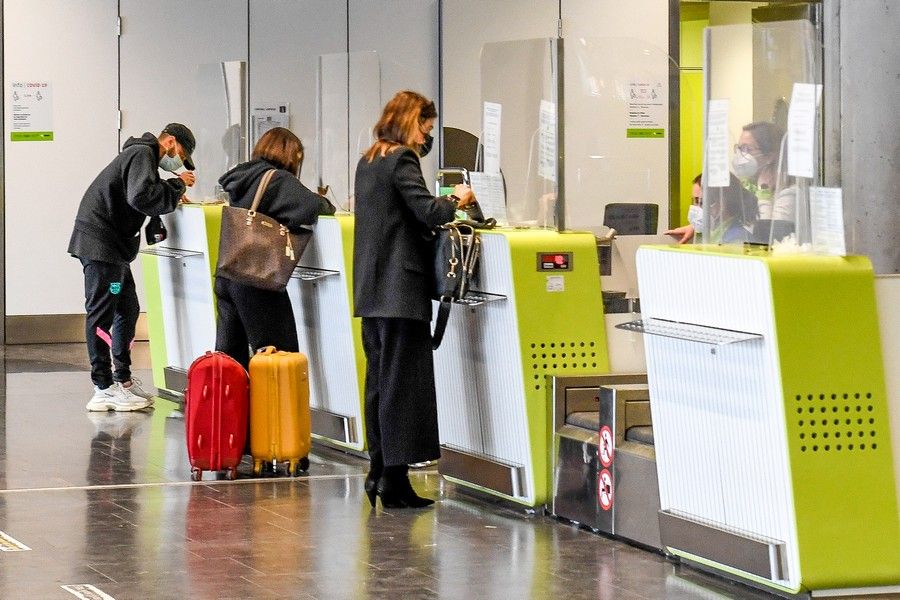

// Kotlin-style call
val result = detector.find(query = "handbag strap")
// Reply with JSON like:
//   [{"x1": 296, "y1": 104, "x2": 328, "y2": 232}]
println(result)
[
  {"x1": 431, "y1": 300, "x2": 452, "y2": 350},
  {"x1": 248, "y1": 169, "x2": 278, "y2": 215}
]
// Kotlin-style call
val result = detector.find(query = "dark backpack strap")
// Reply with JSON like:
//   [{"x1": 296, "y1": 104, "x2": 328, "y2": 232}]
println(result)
[{"x1": 431, "y1": 299, "x2": 452, "y2": 350}]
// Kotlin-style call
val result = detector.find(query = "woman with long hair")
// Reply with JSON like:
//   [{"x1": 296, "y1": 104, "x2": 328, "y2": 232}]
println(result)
[
  {"x1": 732, "y1": 121, "x2": 784, "y2": 213},
  {"x1": 215, "y1": 127, "x2": 334, "y2": 369},
  {"x1": 353, "y1": 90, "x2": 474, "y2": 508}
]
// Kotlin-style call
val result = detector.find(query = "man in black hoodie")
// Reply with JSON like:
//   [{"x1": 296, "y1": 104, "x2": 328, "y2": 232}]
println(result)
[{"x1": 69, "y1": 123, "x2": 196, "y2": 412}]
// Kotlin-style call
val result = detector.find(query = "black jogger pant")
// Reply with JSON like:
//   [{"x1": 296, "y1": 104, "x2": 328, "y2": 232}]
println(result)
[
  {"x1": 361, "y1": 317, "x2": 440, "y2": 467},
  {"x1": 214, "y1": 276, "x2": 299, "y2": 371},
  {"x1": 81, "y1": 259, "x2": 140, "y2": 389}
]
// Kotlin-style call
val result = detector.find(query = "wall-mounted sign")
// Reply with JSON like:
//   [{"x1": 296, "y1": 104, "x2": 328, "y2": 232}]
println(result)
[
  {"x1": 10, "y1": 81, "x2": 53, "y2": 141},
  {"x1": 251, "y1": 103, "x2": 290, "y2": 148},
  {"x1": 626, "y1": 79, "x2": 665, "y2": 139}
]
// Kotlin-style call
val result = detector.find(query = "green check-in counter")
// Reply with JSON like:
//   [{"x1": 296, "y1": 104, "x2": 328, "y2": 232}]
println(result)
[
  {"x1": 634, "y1": 245, "x2": 900, "y2": 596},
  {"x1": 141, "y1": 209, "x2": 369, "y2": 453},
  {"x1": 286, "y1": 215, "x2": 367, "y2": 453},
  {"x1": 141, "y1": 204, "x2": 223, "y2": 396},
  {"x1": 433, "y1": 229, "x2": 611, "y2": 508}
]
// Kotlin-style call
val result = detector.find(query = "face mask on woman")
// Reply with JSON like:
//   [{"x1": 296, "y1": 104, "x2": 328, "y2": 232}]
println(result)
[
  {"x1": 159, "y1": 148, "x2": 183, "y2": 173},
  {"x1": 687, "y1": 204, "x2": 704, "y2": 231},
  {"x1": 420, "y1": 132, "x2": 434, "y2": 157},
  {"x1": 732, "y1": 150, "x2": 759, "y2": 179}
]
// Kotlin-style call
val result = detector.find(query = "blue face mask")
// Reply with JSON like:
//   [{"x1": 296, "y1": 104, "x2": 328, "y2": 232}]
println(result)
[{"x1": 159, "y1": 147, "x2": 183, "y2": 172}]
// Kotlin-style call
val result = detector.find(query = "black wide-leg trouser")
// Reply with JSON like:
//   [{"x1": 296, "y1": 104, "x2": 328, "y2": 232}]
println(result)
[{"x1": 361, "y1": 317, "x2": 440, "y2": 467}]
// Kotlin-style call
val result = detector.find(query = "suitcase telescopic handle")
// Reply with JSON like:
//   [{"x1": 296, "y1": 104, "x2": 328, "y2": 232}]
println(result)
[{"x1": 256, "y1": 346, "x2": 278, "y2": 355}]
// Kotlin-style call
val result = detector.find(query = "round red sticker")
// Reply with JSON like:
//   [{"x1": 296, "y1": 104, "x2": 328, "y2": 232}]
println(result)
[
  {"x1": 598, "y1": 468, "x2": 613, "y2": 511},
  {"x1": 599, "y1": 425, "x2": 614, "y2": 468}
]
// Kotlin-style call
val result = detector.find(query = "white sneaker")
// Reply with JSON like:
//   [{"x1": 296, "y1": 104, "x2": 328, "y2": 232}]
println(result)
[
  {"x1": 119, "y1": 377, "x2": 155, "y2": 405},
  {"x1": 86, "y1": 383, "x2": 152, "y2": 412}
]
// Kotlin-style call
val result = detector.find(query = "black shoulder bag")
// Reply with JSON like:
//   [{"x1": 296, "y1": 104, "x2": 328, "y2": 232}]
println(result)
[{"x1": 431, "y1": 202, "x2": 497, "y2": 350}]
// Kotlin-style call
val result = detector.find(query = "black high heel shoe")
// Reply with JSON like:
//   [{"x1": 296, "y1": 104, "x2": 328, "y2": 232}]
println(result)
[
  {"x1": 365, "y1": 451, "x2": 383, "y2": 507},
  {"x1": 365, "y1": 473, "x2": 379, "y2": 507},
  {"x1": 375, "y1": 474, "x2": 435, "y2": 509}
]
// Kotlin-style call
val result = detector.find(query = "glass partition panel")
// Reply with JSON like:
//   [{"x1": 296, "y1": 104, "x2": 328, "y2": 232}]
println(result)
[
  {"x1": 565, "y1": 37, "x2": 674, "y2": 235},
  {"x1": 192, "y1": 61, "x2": 247, "y2": 202},
  {"x1": 480, "y1": 38, "x2": 560, "y2": 228},
  {"x1": 702, "y1": 20, "x2": 822, "y2": 248},
  {"x1": 317, "y1": 51, "x2": 381, "y2": 212}
]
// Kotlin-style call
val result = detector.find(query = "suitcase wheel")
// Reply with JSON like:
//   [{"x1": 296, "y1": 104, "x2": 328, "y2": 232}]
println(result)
[
  {"x1": 190, "y1": 467, "x2": 202, "y2": 482},
  {"x1": 288, "y1": 457, "x2": 310, "y2": 477},
  {"x1": 226, "y1": 468, "x2": 238, "y2": 481},
  {"x1": 252, "y1": 461, "x2": 263, "y2": 477}
]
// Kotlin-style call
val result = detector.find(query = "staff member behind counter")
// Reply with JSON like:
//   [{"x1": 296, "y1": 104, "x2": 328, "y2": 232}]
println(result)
[
  {"x1": 214, "y1": 127, "x2": 335, "y2": 371},
  {"x1": 354, "y1": 90, "x2": 475, "y2": 509},
  {"x1": 69, "y1": 123, "x2": 196, "y2": 412}
]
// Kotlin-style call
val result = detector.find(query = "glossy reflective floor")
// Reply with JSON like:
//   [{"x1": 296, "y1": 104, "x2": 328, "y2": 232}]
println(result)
[{"x1": 0, "y1": 344, "x2": 792, "y2": 599}]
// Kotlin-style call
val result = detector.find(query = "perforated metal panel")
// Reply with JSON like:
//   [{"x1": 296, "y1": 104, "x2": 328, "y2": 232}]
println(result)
[
  {"x1": 526, "y1": 339, "x2": 605, "y2": 395},
  {"x1": 793, "y1": 391, "x2": 881, "y2": 454}
]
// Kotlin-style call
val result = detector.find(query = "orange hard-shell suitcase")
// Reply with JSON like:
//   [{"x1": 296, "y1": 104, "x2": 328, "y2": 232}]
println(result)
[{"x1": 249, "y1": 346, "x2": 311, "y2": 476}]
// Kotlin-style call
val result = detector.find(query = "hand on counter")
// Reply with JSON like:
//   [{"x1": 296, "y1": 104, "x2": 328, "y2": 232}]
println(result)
[
  {"x1": 179, "y1": 171, "x2": 196, "y2": 187},
  {"x1": 664, "y1": 224, "x2": 695, "y2": 244}
]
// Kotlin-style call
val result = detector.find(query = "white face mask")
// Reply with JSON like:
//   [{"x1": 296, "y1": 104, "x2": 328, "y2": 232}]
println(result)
[
  {"x1": 732, "y1": 150, "x2": 759, "y2": 179},
  {"x1": 159, "y1": 141, "x2": 184, "y2": 172},
  {"x1": 687, "y1": 204, "x2": 704, "y2": 231}
]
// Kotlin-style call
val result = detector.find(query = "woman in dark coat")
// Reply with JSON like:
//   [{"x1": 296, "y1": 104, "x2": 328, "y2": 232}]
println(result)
[
  {"x1": 354, "y1": 90, "x2": 475, "y2": 508},
  {"x1": 215, "y1": 127, "x2": 334, "y2": 369}
]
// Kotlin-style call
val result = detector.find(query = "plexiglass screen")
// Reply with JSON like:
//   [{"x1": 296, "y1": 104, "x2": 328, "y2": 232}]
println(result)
[
  {"x1": 192, "y1": 61, "x2": 247, "y2": 202},
  {"x1": 565, "y1": 37, "x2": 673, "y2": 235},
  {"x1": 480, "y1": 38, "x2": 559, "y2": 228},
  {"x1": 317, "y1": 51, "x2": 381, "y2": 212},
  {"x1": 702, "y1": 20, "x2": 823, "y2": 249}
]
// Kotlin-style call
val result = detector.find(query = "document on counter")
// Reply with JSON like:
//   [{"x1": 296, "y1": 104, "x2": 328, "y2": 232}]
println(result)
[
  {"x1": 705, "y1": 99, "x2": 730, "y2": 188},
  {"x1": 809, "y1": 186, "x2": 846, "y2": 256},
  {"x1": 787, "y1": 83, "x2": 819, "y2": 179},
  {"x1": 482, "y1": 102, "x2": 502, "y2": 174},
  {"x1": 469, "y1": 171, "x2": 507, "y2": 225}
]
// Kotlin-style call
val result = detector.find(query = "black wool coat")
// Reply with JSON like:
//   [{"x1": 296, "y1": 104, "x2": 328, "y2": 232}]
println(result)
[{"x1": 353, "y1": 148, "x2": 456, "y2": 322}]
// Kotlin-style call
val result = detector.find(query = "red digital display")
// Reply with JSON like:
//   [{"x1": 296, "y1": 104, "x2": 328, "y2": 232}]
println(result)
[{"x1": 537, "y1": 253, "x2": 572, "y2": 271}]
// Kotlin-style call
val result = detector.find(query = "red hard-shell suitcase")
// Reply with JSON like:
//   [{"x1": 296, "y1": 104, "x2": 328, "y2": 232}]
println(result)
[{"x1": 185, "y1": 351, "x2": 249, "y2": 481}]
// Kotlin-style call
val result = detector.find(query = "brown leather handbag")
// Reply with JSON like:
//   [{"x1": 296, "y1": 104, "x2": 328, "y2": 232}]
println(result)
[{"x1": 216, "y1": 169, "x2": 312, "y2": 291}]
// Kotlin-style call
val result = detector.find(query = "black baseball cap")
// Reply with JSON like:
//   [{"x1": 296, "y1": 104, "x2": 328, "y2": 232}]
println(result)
[{"x1": 162, "y1": 123, "x2": 196, "y2": 170}]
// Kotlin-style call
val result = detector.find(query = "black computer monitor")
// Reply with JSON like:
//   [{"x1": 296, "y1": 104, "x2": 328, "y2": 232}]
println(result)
[{"x1": 603, "y1": 203, "x2": 659, "y2": 235}]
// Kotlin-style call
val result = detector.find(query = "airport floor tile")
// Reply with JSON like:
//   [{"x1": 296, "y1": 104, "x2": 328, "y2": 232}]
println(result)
[{"x1": 0, "y1": 344, "x2": 812, "y2": 599}]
